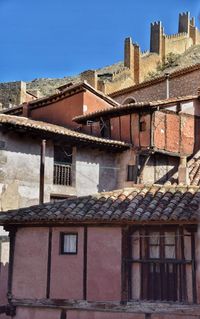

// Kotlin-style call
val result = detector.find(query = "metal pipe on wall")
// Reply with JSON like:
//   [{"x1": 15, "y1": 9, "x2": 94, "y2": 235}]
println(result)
[{"x1": 39, "y1": 139, "x2": 46, "y2": 204}]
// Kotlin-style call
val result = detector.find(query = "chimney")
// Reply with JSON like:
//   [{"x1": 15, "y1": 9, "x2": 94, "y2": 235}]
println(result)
[
  {"x1": 80, "y1": 70, "x2": 97, "y2": 89},
  {"x1": 178, "y1": 156, "x2": 189, "y2": 184}
]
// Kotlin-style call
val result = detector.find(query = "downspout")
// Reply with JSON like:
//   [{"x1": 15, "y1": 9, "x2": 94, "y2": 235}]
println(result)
[
  {"x1": 39, "y1": 139, "x2": 46, "y2": 204},
  {"x1": 165, "y1": 73, "x2": 170, "y2": 99}
]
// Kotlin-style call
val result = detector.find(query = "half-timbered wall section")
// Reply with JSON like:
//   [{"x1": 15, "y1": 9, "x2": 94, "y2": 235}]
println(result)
[{"x1": 1, "y1": 185, "x2": 200, "y2": 318}]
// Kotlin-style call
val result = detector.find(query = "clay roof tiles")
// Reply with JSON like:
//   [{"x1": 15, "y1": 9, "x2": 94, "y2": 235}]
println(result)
[
  {"x1": 0, "y1": 114, "x2": 129, "y2": 150},
  {"x1": 0, "y1": 185, "x2": 199, "y2": 225},
  {"x1": 73, "y1": 95, "x2": 197, "y2": 123}
]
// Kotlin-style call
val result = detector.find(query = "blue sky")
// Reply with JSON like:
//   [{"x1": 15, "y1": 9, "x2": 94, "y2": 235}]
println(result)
[{"x1": 0, "y1": 0, "x2": 200, "y2": 82}]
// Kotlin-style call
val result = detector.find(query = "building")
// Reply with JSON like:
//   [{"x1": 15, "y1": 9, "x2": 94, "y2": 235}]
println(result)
[
  {"x1": 0, "y1": 185, "x2": 200, "y2": 318},
  {"x1": 74, "y1": 92, "x2": 200, "y2": 186},
  {"x1": 3, "y1": 81, "x2": 118, "y2": 130},
  {"x1": 110, "y1": 64, "x2": 200, "y2": 103},
  {"x1": 0, "y1": 113, "x2": 129, "y2": 317}
]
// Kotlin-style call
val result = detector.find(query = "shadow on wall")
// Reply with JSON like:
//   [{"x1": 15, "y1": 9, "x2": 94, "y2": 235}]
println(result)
[{"x1": 0, "y1": 262, "x2": 11, "y2": 319}]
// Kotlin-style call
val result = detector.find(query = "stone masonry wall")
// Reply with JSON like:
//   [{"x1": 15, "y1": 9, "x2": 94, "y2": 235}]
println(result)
[{"x1": 0, "y1": 82, "x2": 27, "y2": 109}]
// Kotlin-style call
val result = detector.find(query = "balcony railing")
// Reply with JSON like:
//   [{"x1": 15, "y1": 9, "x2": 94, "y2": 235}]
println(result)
[{"x1": 53, "y1": 162, "x2": 72, "y2": 186}]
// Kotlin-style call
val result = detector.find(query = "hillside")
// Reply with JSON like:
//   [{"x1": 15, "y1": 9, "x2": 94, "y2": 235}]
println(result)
[
  {"x1": 26, "y1": 62, "x2": 124, "y2": 97},
  {"x1": 26, "y1": 45, "x2": 200, "y2": 97}
]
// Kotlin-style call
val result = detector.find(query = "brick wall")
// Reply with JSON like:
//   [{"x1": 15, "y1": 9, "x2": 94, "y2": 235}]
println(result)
[
  {"x1": 113, "y1": 68, "x2": 200, "y2": 104},
  {"x1": 153, "y1": 111, "x2": 197, "y2": 156}
]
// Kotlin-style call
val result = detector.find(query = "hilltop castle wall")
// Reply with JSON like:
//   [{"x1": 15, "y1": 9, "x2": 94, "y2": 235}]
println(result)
[{"x1": 116, "y1": 11, "x2": 200, "y2": 95}]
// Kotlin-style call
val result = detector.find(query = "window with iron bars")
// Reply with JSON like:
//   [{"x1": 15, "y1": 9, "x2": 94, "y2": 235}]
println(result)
[{"x1": 53, "y1": 145, "x2": 72, "y2": 186}]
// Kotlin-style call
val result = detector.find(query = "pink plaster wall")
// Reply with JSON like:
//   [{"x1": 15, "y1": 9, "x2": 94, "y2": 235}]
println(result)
[
  {"x1": 68, "y1": 310, "x2": 145, "y2": 319},
  {"x1": 87, "y1": 227, "x2": 122, "y2": 302},
  {"x1": 12, "y1": 228, "x2": 49, "y2": 299},
  {"x1": 14, "y1": 307, "x2": 60, "y2": 319},
  {"x1": 50, "y1": 227, "x2": 84, "y2": 299}
]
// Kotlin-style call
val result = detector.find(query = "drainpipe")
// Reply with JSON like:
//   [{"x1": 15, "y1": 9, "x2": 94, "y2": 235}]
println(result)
[
  {"x1": 178, "y1": 156, "x2": 189, "y2": 185},
  {"x1": 39, "y1": 139, "x2": 46, "y2": 204},
  {"x1": 165, "y1": 73, "x2": 170, "y2": 99}
]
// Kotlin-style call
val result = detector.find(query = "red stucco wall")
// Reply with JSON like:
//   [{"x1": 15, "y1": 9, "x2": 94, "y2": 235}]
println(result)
[
  {"x1": 87, "y1": 227, "x2": 122, "y2": 301},
  {"x1": 14, "y1": 307, "x2": 60, "y2": 319},
  {"x1": 12, "y1": 227, "x2": 49, "y2": 299},
  {"x1": 50, "y1": 227, "x2": 84, "y2": 299},
  {"x1": 83, "y1": 91, "x2": 113, "y2": 114},
  {"x1": 30, "y1": 92, "x2": 84, "y2": 129}
]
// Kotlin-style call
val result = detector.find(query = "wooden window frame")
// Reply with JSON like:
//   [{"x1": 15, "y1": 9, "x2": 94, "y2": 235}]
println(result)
[
  {"x1": 60, "y1": 232, "x2": 78, "y2": 255},
  {"x1": 128, "y1": 225, "x2": 196, "y2": 303},
  {"x1": 127, "y1": 165, "x2": 135, "y2": 182}
]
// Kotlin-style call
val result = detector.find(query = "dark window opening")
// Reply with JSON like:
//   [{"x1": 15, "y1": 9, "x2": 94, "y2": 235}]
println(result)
[
  {"x1": 127, "y1": 165, "x2": 135, "y2": 181},
  {"x1": 60, "y1": 233, "x2": 78, "y2": 255},
  {"x1": 130, "y1": 227, "x2": 196, "y2": 303},
  {"x1": 100, "y1": 118, "x2": 111, "y2": 138},
  {"x1": 139, "y1": 121, "x2": 146, "y2": 132},
  {"x1": 123, "y1": 97, "x2": 136, "y2": 105},
  {"x1": 54, "y1": 145, "x2": 72, "y2": 186}
]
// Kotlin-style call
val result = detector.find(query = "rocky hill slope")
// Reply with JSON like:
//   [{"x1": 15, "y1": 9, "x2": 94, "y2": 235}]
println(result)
[{"x1": 26, "y1": 45, "x2": 200, "y2": 97}]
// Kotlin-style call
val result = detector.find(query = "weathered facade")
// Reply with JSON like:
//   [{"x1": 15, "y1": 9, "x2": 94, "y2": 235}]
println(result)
[
  {"x1": 1, "y1": 185, "x2": 200, "y2": 318},
  {"x1": 74, "y1": 94, "x2": 200, "y2": 186},
  {"x1": 0, "y1": 114, "x2": 129, "y2": 317}
]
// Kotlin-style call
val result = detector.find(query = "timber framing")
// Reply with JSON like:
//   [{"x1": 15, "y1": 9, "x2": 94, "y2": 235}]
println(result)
[{"x1": 10, "y1": 298, "x2": 200, "y2": 315}]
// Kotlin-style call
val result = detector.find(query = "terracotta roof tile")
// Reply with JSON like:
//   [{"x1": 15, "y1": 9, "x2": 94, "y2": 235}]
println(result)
[
  {"x1": 0, "y1": 114, "x2": 129, "y2": 150},
  {"x1": 1, "y1": 185, "x2": 200, "y2": 225},
  {"x1": 73, "y1": 95, "x2": 197, "y2": 123}
]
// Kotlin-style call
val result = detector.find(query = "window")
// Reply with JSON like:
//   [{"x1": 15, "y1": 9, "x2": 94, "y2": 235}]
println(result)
[
  {"x1": 60, "y1": 233, "x2": 78, "y2": 255},
  {"x1": 54, "y1": 145, "x2": 72, "y2": 186},
  {"x1": 122, "y1": 97, "x2": 136, "y2": 105},
  {"x1": 127, "y1": 165, "x2": 135, "y2": 181},
  {"x1": 139, "y1": 120, "x2": 146, "y2": 131},
  {"x1": 130, "y1": 227, "x2": 196, "y2": 303},
  {"x1": 100, "y1": 118, "x2": 111, "y2": 138}
]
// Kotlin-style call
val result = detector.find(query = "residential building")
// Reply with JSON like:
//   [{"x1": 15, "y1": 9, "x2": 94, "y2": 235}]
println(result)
[
  {"x1": 74, "y1": 93, "x2": 200, "y2": 186},
  {"x1": 0, "y1": 113, "x2": 129, "y2": 317},
  {"x1": 0, "y1": 185, "x2": 200, "y2": 318}
]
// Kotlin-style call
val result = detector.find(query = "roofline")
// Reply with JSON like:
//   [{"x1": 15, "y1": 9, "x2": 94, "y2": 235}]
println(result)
[
  {"x1": 0, "y1": 114, "x2": 130, "y2": 150},
  {"x1": 1, "y1": 184, "x2": 199, "y2": 226},
  {"x1": 73, "y1": 95, "x2": 198, "y2": 123},
  {"x1": 28, "y1": 81, "x2": 119, "y2": 110},
  {"x1": 2, "y1": 220, "x2": 198, "y2": 227},
  {"x1": 109, "y1": 63, "x2": 200, "y2": 98},
  {"x1": 2, "y1": 105, "x2": 24, "y2": 115}
]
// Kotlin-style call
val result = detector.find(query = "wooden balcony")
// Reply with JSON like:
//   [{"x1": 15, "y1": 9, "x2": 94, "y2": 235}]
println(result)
[{"x1": 53, "y1": 162, "x2": 72, "y2": 186}]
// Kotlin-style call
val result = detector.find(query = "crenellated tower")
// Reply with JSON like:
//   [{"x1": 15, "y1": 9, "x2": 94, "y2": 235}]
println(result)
[
  {"x1": 122, "y1": 11, "x2": 200, "y2": 89},
  {"x1": 150, "y1": 21, "x2": 164, "y2": 57}
]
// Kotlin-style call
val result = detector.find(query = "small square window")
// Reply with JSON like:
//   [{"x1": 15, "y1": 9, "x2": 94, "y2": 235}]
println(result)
[{"x1": 60, "y1": 233, "x2": 78, "y2": 255}]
